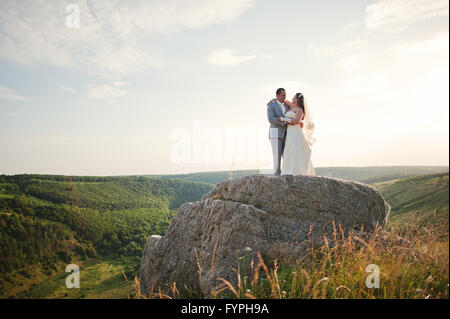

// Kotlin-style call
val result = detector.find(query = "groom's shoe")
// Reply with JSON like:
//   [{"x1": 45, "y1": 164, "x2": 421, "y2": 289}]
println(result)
[{"x1": 274, "y1": 170, "x2": 281, "y2": 176}]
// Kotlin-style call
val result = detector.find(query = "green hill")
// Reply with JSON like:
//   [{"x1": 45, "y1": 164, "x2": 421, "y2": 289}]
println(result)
[
  {"x1": 146, "y1": 170, "x2": 260, "y2": 185},
  {"x1": 149, "y1": 166, "x2": 448, "y2": 184},
  {"x1": 318, "y1": 166, "x2": 448, "y2": 183},
  {"x1": 0, "y1": 174, "x2": 213, "y2": 298},
  {"x1": 372, "y1": 173, "x2": 449, "y2": 229}
]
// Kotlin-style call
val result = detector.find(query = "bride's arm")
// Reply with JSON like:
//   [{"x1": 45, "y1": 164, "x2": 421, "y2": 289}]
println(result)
[
  {"x1": 284, "y1": 100, "x2": 294, "y2": 108},
  {"x1": 289, "y1": 109, "x2": 303, "y2": 125},
  {"x1": 275, "y1": 100, "x2": 295, "y2": 124}
]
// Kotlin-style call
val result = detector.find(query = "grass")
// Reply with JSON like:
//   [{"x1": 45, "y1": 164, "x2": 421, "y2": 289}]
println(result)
[
  {"x1": 0, "y1": 182, "x2": 20, "y2": 199},
  {"x1": 137, "y1": 220, "x2": 448, "y2": 299},
  {"x1": 2, "y1": 258, "x2": 136, "y2": 299},
  {"x1": 0, "y1": 194, "x2": 15, "y2": 199},
  {"x1": 136, "y1": 174, "x2": 449, "y2": 299},
  {"x1": 373, "y1": 173, "x2": 449, "y2": 229}
]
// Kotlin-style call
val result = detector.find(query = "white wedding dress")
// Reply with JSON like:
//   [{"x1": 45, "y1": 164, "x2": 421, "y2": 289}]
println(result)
[{"x1": 281, "y1": 111, "x2": 316, "y2": 176}]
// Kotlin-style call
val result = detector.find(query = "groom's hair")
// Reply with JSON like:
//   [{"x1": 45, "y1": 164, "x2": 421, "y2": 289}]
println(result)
[{"x1": 276, "y1": 88, "x2": 285, "y2": 95}]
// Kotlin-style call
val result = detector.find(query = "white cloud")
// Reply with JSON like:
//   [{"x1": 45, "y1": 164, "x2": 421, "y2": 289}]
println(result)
[
  {"x1": 0, "y1": 0, "x2": 255, "y2": 75},
  {"x1": 333, "y1": 31, "x2": 448, "y2": 98},
  {"x1": 364, "y1": 0, "x2": 449, "y2": 32},
  {"x1": 336, "y1": 54, "x2": 365, "y2": 73},
  {"x1": 336, "y1": 32, "x2": 449, "y2": 75},
  {"x1": 0, "y1": 112, "x2": 17, "y2": 117},
  {"x1": 319, "y1": 31, "x2": 449, "y2": 139},
  {"x1": 124, "y1": 0, "x2": 255, "y2": 31},
  {"x1": 0, "y1": 85, "x2": 27, "y2": 101},
  {"x1": 391, "y1": 31, "x2": 449, "y2": 57},
  {"x1": 336, "y1": 0, "x2": 448, "y2": 59},
  {"x1": 206, "y1": 49, "x2": 269, "y2": 66},
  {"x1": 97, "y1": 45, "x2": 163, "y2": 74},
  {"x1": 85, "y1": 82, "x2": 128, "y2": 100},
  {"x1": 112, "y1": 81, "x2": 131, "y2": 87},
  {"x1": 336, "y1": 72, "x2": 390, "y2": 97},
  {"x1": 306, "y1": 41, "x2": 362, "y2": 58},
  {"x1": 59, "y1": 86, "x2": 76, "y2": 94}
]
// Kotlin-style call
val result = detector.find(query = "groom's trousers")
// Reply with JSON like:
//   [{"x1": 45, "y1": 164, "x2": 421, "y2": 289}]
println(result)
[{"x1": 270, "y1": 138, "x2": 285, "y2": 176}]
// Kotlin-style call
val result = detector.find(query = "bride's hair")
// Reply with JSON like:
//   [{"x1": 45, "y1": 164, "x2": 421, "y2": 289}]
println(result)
[
  {"x1": 296, "y1": 92, "x2": 316, "y2": 147},
  {"x1": 296, "y1": 93, "x2": 305, "y2": 120}
]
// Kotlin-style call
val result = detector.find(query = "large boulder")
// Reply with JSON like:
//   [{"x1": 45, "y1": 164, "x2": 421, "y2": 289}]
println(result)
[{"x1": 140, "y1": 175, "x2": 390, "y2": 297}]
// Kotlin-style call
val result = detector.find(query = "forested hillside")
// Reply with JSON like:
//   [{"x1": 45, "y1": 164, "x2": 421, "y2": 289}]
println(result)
[
  {"x1": 147, "y1": 170, "x2": 260, "y2": 185},
  {"x1": 374, "y1": 173, "x2": 449, "y2": 228},
  {"x1": 0, "y1": 174, "x2": 213, "y2": 296},
  {"x1": 150, "y1": 166, "x2": 448, "y2": 184}
]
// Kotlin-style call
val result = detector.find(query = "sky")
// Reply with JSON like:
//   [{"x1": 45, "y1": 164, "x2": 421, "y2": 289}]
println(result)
[{"x1": 0, "y1": 0, "x2": 449, "y2": 176}]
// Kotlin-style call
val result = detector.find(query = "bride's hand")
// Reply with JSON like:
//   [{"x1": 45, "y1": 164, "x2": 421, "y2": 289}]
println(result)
[
  {"x1": 300, "y1": 121, "x2": 304, "y2": 128},
  {"x1": 284, "y1": 100, "x2": 293, "y2": 107},
  {"x1": 267, "y1": 98, "x2": 276, "y2": 105}
]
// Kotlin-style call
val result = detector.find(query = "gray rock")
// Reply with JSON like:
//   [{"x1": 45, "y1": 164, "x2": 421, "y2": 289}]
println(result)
[{"x1": 140, "y1": 175, "x2": 390, "y2": 297}]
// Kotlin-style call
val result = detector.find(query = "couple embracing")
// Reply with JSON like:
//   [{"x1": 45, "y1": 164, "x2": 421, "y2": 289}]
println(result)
[{"x1": 267, "y1": 88, "x2": 315, "y2": 176}]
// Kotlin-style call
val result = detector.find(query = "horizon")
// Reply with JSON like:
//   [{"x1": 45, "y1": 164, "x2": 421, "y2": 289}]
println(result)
[
  {"x1": 1, "y1": 0, "x2": 449, "y2": 176},
  {"x1": 1, "y1": 164, "x2": 448, "y2": 177}
]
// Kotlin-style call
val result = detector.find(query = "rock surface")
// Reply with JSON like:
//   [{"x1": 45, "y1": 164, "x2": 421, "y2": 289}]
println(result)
[{"x1": 140, "y1": 175, "x2": 390, "y2": 297}]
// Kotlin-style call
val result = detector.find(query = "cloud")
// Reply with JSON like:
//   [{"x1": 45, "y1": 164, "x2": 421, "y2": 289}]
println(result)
[
  {"x1": 123, "y1": 0, "x2": 255, "y2": 31},
  {"x1": 85, "y1": 82, "x2": 128, "y2": 99},
  {"x1": 336, "y1": 54, "x2": 366, "y2": 73},
  {"x1": 331, "y1": 0, "x2": 448, "y2": 62},
  {"x1": 0, "y1": 112, "x2": 17, "y2": 117},
  {"x1": 0, "y1": 85, "x2": 27, "y2": 101},
  {"x1": 310, "y1": 1, "x2": 448, "y2": 64},
  {"x1": 323, "y1": 30, "x2": 449, "y2": 130},
  {"x1": 391, "y1": 31, "x2": 449, "y2": 57},
  {"x1": 364, "y1": 0, "x2": 449, "y2": 32},
  {"x1": 0, "y1": 0, "x2": 255, "y2": 75},
  {"x1": 59, "y1": 86, "x2": 76, "y2": 94},
  {"x1": 93, "y1": 45, "x2": 163, "y2": 76},
  {"x1": 334, "y1": 31, "x2": 448, "y2": 95},
  {"x1": 206, "y1": 49, "x2": 269, "y2": 66},
  {"x1": 336, "y1": 72, "x2": 390, "y2": 97},
  {"x1": 306, "y1": 41, "x2": 362, "y2": 58}
]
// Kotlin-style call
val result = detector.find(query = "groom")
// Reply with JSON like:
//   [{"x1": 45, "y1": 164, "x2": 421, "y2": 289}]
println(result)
[{"x1": 267, "y1": 88, "x2": 291, "y2": 176}]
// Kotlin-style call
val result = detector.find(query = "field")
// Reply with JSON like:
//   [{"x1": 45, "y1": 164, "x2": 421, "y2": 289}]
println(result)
[
  {"x1": 375, "y1": 173, "x2": 449, "y2": 228},
  {"x1": 0, "y1": 170, "x2": 448, "y2": 299},
  {"x1": 149, "y1": 166, "x2": 448, "y2": 184}
]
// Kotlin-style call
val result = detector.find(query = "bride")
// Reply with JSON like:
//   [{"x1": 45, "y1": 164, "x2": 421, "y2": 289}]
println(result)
[{"x1": 278, "y1": 92, "x2": 316, "y2": 176}]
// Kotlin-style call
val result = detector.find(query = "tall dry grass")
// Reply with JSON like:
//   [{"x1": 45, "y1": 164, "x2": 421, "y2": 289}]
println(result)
[{"x1": 131, "y1": 219, "x2": 449, "y2": 299}]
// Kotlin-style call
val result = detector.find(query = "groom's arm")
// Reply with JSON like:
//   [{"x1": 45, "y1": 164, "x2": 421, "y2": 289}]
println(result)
[
  {"x1": 267, "y1": 103, "x2": 287, "y2": 126},
  {"x1": 279, "y1": 117, "x2": 292, "y2": 123}
]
